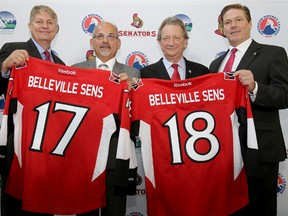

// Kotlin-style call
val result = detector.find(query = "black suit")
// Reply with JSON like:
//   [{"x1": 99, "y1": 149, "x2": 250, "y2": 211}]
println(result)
[
  {"x1": 140, "y1": 57, "x2": 209, "y2": 79},
  {"x1": 0, "y1": 38, "x2": 65, "y2": 216},
  {"x1": 209, "y1": 40, "x2": 288, "y2": 216},
  {"x1": 0, "y1": 38, "x2": 65, "y2": 96}
]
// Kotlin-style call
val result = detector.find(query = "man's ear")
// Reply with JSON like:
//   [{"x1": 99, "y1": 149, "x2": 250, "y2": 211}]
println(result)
[{"x1": 56, "y1": 24, "x2": 60, "y2": 33}]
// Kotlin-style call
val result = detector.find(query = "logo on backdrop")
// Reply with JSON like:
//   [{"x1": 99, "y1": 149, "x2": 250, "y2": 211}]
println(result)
[
  {"x1": 86, "y1": 50, "x2": 95, "y2": 60},
  {"x1": 118, "y1": 13, "x2": 156, "y2": 37},
  {"x1": 82, "y1": 14, "x2": 103, "y2": 36},
  {"x1": 131, "y1": 13, "x2": 143, "y2": 28},
  {"x1": 126, "y1": 51, "x2": 149, "y2": 70},
  {"x1": 277, "y1": 173, "x2": 286, "y2": 195},
  {"x1": 214, "y1": 15, "x2": 225, "y2": 37},
  {"x1": 175, "y1": 14, "x2": 192, "y2": 33},
  {"x1": 0, "y1": 11, "x2": 16, "y2": 35},
  {"x1": 257, "y1": 15, "x2": 280, "y2": 37}
]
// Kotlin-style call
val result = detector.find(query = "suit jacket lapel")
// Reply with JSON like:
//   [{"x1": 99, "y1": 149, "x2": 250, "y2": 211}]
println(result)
[
  {"x1": 113, "y1": 61, "x2": 124, "y2": 73},
  {"x1": 27, "y1": 38, "x2": 65, "y2": 65},
  {"x1": 27, "y1": 38, "x2": 42, "y2": 59},
  {"x1": 156, "y1": 59, "x2": 171, "y2": 80},
  {"x1": 211, "y1": 50, "x2": 228, "y2": 73},
  {"x1": 237, "y1": 40, "x2": 261, "y2": 70}
]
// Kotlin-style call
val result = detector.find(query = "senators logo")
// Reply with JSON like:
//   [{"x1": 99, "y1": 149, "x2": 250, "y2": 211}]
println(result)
[
  {"x1": 131, "y1": 13, "x2": 143, "y2": 28},
  {"x1": 215, "y1": 15, "x2": 225, "y2": 37}
]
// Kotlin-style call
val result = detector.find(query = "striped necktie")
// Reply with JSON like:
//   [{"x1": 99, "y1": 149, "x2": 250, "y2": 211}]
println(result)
[{"x1": 44, "y1": 50, "x2": 51, "y2": 62}]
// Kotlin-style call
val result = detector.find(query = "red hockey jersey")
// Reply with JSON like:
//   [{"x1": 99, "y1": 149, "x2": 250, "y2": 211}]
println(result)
[
  {"x1": 0, "y1": 57, "x2": 133, "y2": 214},
  {"x1": 130, "y1": 73, "x2": 258, "y2": 216}
]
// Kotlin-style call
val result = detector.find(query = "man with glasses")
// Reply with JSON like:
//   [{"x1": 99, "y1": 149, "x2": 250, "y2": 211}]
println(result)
[
  {"x1": 73, "y1": 21, "x2": 140, "y2": 79},
  {"x1": 72, "y1": 21, "x2": 140, "y2": 216}
]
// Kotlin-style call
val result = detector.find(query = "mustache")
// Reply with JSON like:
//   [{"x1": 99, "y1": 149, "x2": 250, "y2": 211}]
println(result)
[{"x1": 100, "y1": 44, "x2": 111, "y2": 48}]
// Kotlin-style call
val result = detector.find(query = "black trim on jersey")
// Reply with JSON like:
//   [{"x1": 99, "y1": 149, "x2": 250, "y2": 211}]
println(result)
[{"x1": 237, "y1": 106, "x2": 259, "y2": 177}]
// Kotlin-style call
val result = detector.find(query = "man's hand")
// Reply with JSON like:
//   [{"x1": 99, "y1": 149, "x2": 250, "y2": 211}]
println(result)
[
  {"x1": 118, "y1": 73, "x2": 132, "y2": 91},
  {"x1": 1, "y1": 50, "x2": 29, "y2": 73},
  {"x1": 234, "y1": 69, "x2": 256, "y2": 93}
]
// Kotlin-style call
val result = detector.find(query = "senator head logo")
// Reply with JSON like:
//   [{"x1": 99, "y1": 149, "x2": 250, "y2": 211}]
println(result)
[
  {"x1": 126, "y1": 51, "x2": 149, "y2": 70},
  {"x1": 257, "y1": 15, "x2": 280, "y2": 37},
  {"x1": 131, "y1": 13, "x2": 143, "y2": 29},
  {"x1": 214, "y1": 15, "x2": 225, "y2": 37},
  {"x1": 85, "y1": 49, "x2": 95, "y2": 60},
  {"x1": 82, "y1": 14, "x2": 103, "y2": 36}
]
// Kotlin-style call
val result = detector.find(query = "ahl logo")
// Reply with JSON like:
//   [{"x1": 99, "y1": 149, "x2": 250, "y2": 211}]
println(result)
[
  {"x1": 126, "y1": 51, "x2": 149, "y2": 70},
  {"x1": 82, "y1": 14, "x2": 103, "y2": 36},
  {"x1": 257, "y1": 15, "x2": 280, "y2": 37},
  {"x1": 131, "y1": 13, "x2": 143, "y2": 28},
  {"x1": 175, "y1": 14, "x2": 192, "y2": 32},
  {"x1": 277, "y1": 173, "x2": 286, "y2": 195},
  {"x1": 0, "y1": 11, "x2": 16, "y2": 35},
  {"x1": 126, "y1": 212, "x2": 144, "y2": 216}
]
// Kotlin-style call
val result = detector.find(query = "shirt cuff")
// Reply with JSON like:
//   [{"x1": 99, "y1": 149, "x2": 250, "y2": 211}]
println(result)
[
  {"x1": 248, "y1": 81, "x2": 258, "y2": 102},
  {"x1": 1, "y1": 70, "x2": 10, "y2": 78}
]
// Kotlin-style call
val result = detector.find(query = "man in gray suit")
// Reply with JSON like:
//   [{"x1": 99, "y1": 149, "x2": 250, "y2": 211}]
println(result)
[
  {"x1": 72, "y1": 21, "x2": 140, "y2": 216},
  {"x1": 72, "y1": 21, "x2": 140, "y2": 80}
]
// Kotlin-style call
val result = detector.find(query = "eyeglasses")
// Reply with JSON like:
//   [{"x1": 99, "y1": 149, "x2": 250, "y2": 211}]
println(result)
[{"x1": 93, "y1": 33, "x2": 118, "y2": 41}]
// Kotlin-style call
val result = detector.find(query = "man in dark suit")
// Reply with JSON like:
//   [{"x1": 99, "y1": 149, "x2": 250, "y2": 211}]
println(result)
[
  {"x1": 0, "y1": 5, "x2": 65, "y2": 216},
  {"x1": 140, "y1": 16, "x2": 209, "y2": 79},
  {"x1": 72, "y1": 21, "x2": 140, "y2": 216},
  {"x1": 0, "y1": 5, "x2": 65, "y2": 97},
  {"x1": 209, "y1": 4, "x2": 288, "y2": 216}
]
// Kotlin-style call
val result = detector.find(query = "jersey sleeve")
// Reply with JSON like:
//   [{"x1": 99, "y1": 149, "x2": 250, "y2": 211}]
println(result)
[
  {"x1": 114, "y1": 87, "x2": 137, "y2": 195},
  {"x1": 236, "y1": 84, "x2": 259, "y2": 177},
  {"x1": 0, "y1": 70, "x2": 16, "y2": 176}
]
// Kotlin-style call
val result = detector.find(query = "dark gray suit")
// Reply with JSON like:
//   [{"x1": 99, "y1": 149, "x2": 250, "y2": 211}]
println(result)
[
  {"x1": 72, "y1": 59, "x2": 139, "y2": 216},
  {"x1": 209, "y1": 39, "x2": 288, "y2": 216},
  {"x1": 72, "y1": 59, "x2": 140, "y2": 79}
]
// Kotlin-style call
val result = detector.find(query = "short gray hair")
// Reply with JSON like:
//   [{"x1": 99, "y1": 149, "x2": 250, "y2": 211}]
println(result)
[{"x1": 157, "y1": 16, "x2": 189, "y2": 41}]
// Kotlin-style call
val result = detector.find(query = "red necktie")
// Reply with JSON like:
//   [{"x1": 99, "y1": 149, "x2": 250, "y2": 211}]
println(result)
[
  {"x1": 44, "y1": 50, "x2": 51, "y2": 62},
  {"x1": 171, "y1": 63, "x2": 180, "y2": 80},
  {"x1": 223, "y1": 48, "x2": 237, "y2": 72}
]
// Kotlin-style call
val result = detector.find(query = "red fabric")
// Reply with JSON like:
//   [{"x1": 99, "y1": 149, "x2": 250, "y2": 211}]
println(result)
[
  {"x1": 171, "y1": 63, "x2": 180, "y2": 80},
  {"x1": 43, "y1": 50, "x2": 51, "y2": 62},
  {"x1": 223, "y1": 48, "x2": 237, "y2": 72}
]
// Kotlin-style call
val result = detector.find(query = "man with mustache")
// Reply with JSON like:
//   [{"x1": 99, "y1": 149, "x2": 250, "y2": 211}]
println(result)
[{"x1": 72, "y1": 21, "x2": 140, "y2": 216}]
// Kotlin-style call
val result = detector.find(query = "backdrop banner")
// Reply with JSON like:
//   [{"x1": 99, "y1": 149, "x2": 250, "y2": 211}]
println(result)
[{"x1": 0, "y1": 1, "x2": 287, "y2": 215}]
